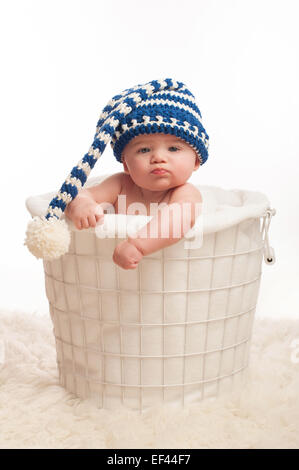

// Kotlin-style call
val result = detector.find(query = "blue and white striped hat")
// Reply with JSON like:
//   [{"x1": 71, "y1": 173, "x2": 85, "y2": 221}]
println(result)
[
  {"x1": 25, "y1": 78, "x2": 209, "y2": 260},
  {"x1": 109, "y1": 79, "x2": 209, "y2": 164}
]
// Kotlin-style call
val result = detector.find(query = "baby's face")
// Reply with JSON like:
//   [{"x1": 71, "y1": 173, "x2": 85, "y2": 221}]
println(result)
[{"x1": 121, "y1": 133, "x2": 200, "y2": 192}]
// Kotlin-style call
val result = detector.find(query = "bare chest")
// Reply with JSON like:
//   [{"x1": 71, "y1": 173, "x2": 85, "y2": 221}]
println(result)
[{"x1": 114, "y1": 181, "x2": 173, "y2": 216}]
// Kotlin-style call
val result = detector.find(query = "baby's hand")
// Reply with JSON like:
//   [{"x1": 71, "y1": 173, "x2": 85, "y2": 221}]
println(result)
[
  {"x1": 113, "y1": 240, "x2": 143, "y2": 270},
  {"x1": 65, "y1": 194, "x2": 104, "y2": 230}
]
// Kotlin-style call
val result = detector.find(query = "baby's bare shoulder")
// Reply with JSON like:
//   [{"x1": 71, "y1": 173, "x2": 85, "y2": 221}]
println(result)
[
  {"x1": 87, "y1": 171, "x2": 124, "y2": 205},
  {"x1": 169, "y1": 183, "x2": 202, "y2": 204}
]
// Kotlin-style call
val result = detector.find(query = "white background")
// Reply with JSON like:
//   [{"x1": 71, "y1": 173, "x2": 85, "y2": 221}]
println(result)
[{"x1": 0, "y1": 0, "x2": 298, "y2": 318}]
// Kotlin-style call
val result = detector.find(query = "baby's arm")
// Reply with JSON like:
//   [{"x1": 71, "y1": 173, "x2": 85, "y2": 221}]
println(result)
[
  {"x1": 65, "y1": 172, "x2": 123, "y2": 229},
  {"x1": 129, "y1": 183, "x2": 202, "y2": 255},
  {"x1": 113, "y1": 184, "x2": 202, "y2": 269}
]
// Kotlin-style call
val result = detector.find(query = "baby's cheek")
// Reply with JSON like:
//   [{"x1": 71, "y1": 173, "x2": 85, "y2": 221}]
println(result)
[{"x1": 173, "y1": 161, "x2": 193, "y2": 182}]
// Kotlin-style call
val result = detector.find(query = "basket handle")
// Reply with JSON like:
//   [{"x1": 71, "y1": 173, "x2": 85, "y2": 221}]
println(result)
[{"x1": 262, "y1": 208, "x2": 276, "y2": 265}]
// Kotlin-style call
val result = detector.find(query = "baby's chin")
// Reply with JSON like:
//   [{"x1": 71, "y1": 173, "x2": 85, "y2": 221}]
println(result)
[
  {"x1": 129, "y1": 173, "x2": 188, "y2": 191},
  {"x1": 148, "y1": 177, "x2": 187, "y2": 188},
  {"x1": 140, "y1": 182, "x2": 179, "y2": 192}
]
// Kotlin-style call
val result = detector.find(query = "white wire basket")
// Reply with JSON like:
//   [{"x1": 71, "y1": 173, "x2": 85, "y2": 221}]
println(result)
[{"x1": 26, "y1": 181, "x2": 276, "y2": 411}]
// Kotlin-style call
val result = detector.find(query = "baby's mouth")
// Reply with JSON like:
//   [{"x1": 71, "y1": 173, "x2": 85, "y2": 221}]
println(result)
[{"x1": 151, "y1": 168, "x2": 169, "y2": 175}]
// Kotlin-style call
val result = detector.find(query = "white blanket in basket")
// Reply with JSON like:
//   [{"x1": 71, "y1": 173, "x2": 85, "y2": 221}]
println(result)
[{"x1": 26, "y1": 175, "x2": 270, "y2": 237}]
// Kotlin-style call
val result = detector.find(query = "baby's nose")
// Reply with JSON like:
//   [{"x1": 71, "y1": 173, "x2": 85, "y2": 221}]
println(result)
[{"x1": 151, "y1": 151, "x2": 167, "y2": 162}]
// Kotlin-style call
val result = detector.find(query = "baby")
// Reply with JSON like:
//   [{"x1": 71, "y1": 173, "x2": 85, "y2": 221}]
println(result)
[
  {"x1": 25, "y1": 78, "x2": 209, "y2": 264},
  {"x1": 65, "y1": 132, "x2": 202, "y2": 269}
]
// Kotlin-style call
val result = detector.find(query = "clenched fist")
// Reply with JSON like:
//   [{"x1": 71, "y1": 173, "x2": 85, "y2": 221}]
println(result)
[
  {"x1": 65, "y1": 192, "x2": 104, "y2": 230},
  {"x1": 113, "y1": 240, "x2": 144, "y2": 270}
]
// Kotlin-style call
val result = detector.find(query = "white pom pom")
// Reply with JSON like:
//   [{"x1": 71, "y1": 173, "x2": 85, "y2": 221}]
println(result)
[{"x1": 24, "y1": 216, "x2": 71, "y2": 260}]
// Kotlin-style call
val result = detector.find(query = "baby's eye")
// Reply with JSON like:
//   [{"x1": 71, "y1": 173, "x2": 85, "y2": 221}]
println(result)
[{"x1": 137, "y1": 146, "x2": 180, "y2": 153}]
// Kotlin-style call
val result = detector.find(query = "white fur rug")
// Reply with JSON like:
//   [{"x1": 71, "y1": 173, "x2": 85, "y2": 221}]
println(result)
[{"x1": 0, "y1": 309, "x2": 298, "y2": 449}]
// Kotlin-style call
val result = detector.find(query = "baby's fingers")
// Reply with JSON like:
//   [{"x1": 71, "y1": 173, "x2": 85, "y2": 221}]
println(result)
[
  {"x1": 81, "y1": 217, "x2": 90, "y2": 229},
  {"x1": 87, "y1": 215, "x2": 98, "y2": 228},
  {"x1": 75, "y1": 219, "x2": 82, "y2": 230},
  {"x1": 95, "y1": 213, "x2": 104, "y2": 225}
]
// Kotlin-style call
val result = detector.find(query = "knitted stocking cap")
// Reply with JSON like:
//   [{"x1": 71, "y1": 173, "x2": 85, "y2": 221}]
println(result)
[{"x1": 25, "y1": 77, "x2": 209, "y2": 260}]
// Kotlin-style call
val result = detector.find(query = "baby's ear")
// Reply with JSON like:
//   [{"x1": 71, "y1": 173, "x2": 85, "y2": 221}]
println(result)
[
  {"x1": 193, "y1": 155, "x2": 201, "y2": 171},
  {"x1": 122, "y1": 156, "x2": 130, "y2": 174}
]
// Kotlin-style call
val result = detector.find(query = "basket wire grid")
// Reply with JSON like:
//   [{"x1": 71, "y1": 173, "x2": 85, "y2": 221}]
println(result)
[{"x1": 44, "y1": 213, "x2": 270, "y2": 412}]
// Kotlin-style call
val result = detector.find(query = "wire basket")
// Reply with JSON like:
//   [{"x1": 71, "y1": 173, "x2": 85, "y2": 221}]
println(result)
[{"x1": 42, "y1": 209, "x2": 275, "y2": 411}]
